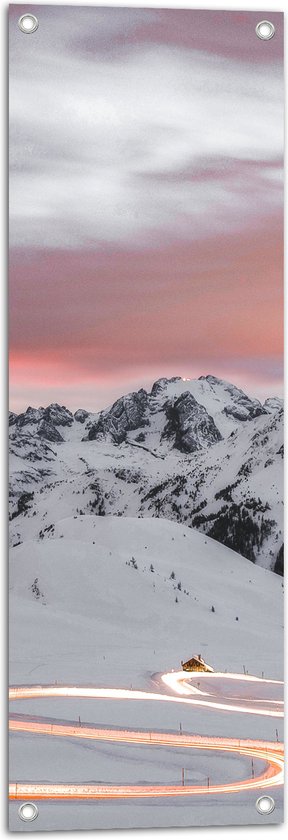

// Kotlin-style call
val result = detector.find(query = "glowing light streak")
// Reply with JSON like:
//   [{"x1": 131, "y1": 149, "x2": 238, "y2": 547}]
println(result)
[{"x1": 9, "y1": 673, "x2": 284, "y2": 802}]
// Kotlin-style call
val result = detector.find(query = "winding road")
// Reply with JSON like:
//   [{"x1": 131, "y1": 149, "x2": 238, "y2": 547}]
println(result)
[{"x1": 9, "y1": 671, "x2": 284, "y2": 801}]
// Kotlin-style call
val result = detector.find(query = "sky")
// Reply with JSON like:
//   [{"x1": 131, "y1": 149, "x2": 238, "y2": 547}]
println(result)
[{"x1": 9, "y1": 5, "x2": 283, "y2": 412}]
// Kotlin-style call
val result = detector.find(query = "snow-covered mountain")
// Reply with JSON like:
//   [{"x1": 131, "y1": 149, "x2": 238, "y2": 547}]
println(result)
[{"x1": 9, "y1": 375, "x2": 284, "y2": 573}]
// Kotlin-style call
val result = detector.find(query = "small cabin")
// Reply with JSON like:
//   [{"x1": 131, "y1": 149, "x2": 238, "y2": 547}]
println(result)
[{"x1": 181, "y1": 653, "x2": 214, "y2": 673}]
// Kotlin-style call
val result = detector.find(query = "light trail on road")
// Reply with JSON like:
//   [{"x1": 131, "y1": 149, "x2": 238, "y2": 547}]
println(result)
[
  {"x1": 161, "y1": 671, "x2": 284, "y2": 717},
  {"x1": 9, "y1": 671, "x2": 284, "y2": 718},
  {"x1": 9, "y1": 673, "x2": 284, "y2": 802},
  {"x1": 9, "y1": 720, "x2": 284, "y2": 800}
]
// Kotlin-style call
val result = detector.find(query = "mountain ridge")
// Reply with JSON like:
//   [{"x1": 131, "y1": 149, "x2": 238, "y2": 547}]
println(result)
[{"x1": 9, "y1": 375, "x2": 284, "y2": 574}]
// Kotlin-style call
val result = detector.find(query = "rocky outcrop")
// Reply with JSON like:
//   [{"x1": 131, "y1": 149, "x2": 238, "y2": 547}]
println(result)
[
  {"x1": 15, "y1": 403, "x2": 73, "y2": 430},
  {"x1": 150, "y1": 376, "x2": 181, "y2": 397},
  {"x1": 199, "y1": 375, "x2": 267, "y2": 421},
  {"x1": 162, "y1": 392, "x2": 222, "y2": 453},
  {"x1": 264, "y1": 397, "x2": 284, "y2": 414},
  {"x1": 9, "y1": 403, "x2": 73, "y2": 443},
  {"x1": 42, "y1": 404, "x2": 74, "y2": 427},
  {"x1": 223, "y1": 401, "x2": 266, "y2": 421},
  {"x1": 274, "y1": 543, "x2": 284, "y2": 576},
  {"x1": 16, "y1": 407, "x2": 44, "y2": 428},
  {"x1": 87, "y1": 389, "x2": 149, "y2": 444},
  {"x1": 36, "y1": 420, "x2": 64, "y2": 442},
  {"x1": 74, "y1": 409, "x2": 90, "y2": 423}
]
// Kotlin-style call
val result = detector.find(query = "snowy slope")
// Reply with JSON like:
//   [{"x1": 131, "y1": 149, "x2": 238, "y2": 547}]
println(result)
[
  {"x1": 9, "y1": 375, "x2": 284, "y2": 572},
  {"x1": 9, "y1": 498, "x2": 284, "y2": 829},
  {"x1": 9, "y1": 515, "x2": 284, "y2": 687}
]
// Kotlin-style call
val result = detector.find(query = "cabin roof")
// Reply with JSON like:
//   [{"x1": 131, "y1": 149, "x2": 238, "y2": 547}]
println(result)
[{"x1": 183, "y1": 655, "x2": 204, "y2": 665}]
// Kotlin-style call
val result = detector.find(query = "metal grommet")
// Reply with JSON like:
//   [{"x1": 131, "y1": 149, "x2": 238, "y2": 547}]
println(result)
[
  {"x1": 255, "y1": 795, "x2": 275, "y2": 815},
  {"x1": 18, "y1": 802, "x2": 39, "y2": 822},
  {"x1": 255, "y1": 20, "x2": 275, "y2": 41},
  {"x1": 18, "y1": 14, "x2": 39, "y2": 34}
]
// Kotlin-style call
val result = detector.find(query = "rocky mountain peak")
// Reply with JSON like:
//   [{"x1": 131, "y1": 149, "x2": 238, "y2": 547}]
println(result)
[
  {"x1": 264, "y1": 397, "x2": 284, "y2": 414},
  {"x1": 162, "y1": 391, "x2": 222, "y2": 453},
  {"x1": 199, "y1": 374, "x2": 222, "y2": 386},
  {"x1": 150, "y1": 376, "x2": 182, "y2": 397},
  {"x1": 87, "y1": 388, "x2": 149, "y2": 444},
  {"x1": 74, "y1": 409, "x2": 90, "y2": 423},
  {"x1": 198, "y1": 374, "x2": 267, "y2": 421},
  {"x1": 42, "y1": 404, "x2": 74, "y2": 427},
  {"x1": 9, "y1": 375, "x2": 282, "y2": 455}
]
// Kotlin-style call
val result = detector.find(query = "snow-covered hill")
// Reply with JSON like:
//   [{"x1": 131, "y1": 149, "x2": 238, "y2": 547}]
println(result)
[
  {"x1": 9, "y1": 516, "x2": 284, "y2": 686},
  {"x1": 9, "y1": 375, "x2": 284, "y2": 573}
]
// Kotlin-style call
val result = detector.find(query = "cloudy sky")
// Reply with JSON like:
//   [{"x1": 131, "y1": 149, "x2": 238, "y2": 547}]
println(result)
[{"x1": 9, "y1": 5, "x2": 283, "y2": 411}]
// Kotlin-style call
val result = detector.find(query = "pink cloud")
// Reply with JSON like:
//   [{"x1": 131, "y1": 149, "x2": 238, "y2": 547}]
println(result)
[{"x1": 9, "y1": 219, "x2": 283, "y2": 411}]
